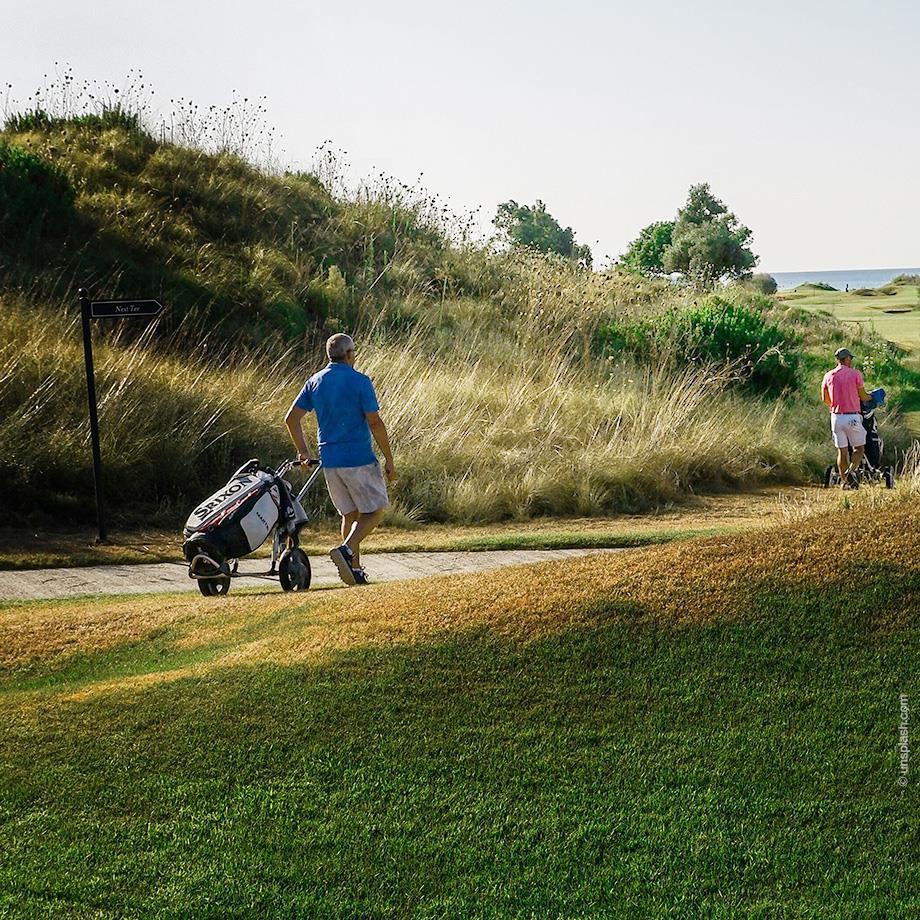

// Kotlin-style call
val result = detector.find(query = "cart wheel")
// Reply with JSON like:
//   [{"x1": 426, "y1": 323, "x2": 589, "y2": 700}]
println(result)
[
  {"x1": 884, "y1": 467, "x2": 895, "y2": 489},
  {"x1": 197, "y1": 576, "x2": 231, "y2": 597},
  {"x1": 279, "y1": 548, "x2": 311, "y2": 591},
  {"x1": 822, "y1": 465, "x2": 837, "y2": 488}
]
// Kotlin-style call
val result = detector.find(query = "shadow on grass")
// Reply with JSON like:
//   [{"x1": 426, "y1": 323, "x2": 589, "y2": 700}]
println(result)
[{"x1": 1, "y1": 562, "x2": 918, "y2": 916}]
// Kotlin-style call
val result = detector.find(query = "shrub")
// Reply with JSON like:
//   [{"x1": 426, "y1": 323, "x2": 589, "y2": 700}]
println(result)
[
  {"x1": 659, "y1": 297, "x2": 799, "y2": 395},
  {"x1": 593, "y1": 317, "x2": 653, "y2": 356},
  {"x1": 0, "y1": 142, "x2": 76, "y2": 243},
  {"x1": 798, "y1": 282, "x2": 837, "y2": 291},
  {"x1": 891, "y1": 274, "x2": 920, "y2": 285},
  {"x1": 597, "y1": 297, "x2": 800, "y2": 396},
  {"x1": 746, "y1": 273, "x2": 778, "y2": 294}
]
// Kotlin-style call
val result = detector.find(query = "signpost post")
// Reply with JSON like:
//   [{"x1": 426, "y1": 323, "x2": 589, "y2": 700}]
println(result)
[{"x1": 78, "y1": 289, "x2": 164, "y2": 543}]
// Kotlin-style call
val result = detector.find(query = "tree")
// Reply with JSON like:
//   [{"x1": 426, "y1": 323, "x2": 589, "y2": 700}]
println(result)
[
  {"x1": 619, "y1": 220, "x2": 674, "y2": 275},
  {"x1": 746, "y1": 273, "x2": 778, "y2": 295},
  {"x1": 494, "y1": 199, "x2": 592, "y2": 267},
  {"x1": 662, "y1": 183, "x2": 757, "y2": 283}
]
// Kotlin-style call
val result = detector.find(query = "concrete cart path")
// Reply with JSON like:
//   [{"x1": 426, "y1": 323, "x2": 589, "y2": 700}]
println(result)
[{"x1": 0, "y1": 549, "x2": 622, "y2": 603}]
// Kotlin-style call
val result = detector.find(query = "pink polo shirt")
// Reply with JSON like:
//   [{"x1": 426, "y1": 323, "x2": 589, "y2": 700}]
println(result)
[{"x1": 821, "y1": 365, "x2": 864, "y2": 414}]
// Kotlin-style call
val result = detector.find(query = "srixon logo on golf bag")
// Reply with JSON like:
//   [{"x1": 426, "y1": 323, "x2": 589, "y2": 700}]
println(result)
[{"x1": 193, "y1": 476, "x2": 258, "y2": 521}]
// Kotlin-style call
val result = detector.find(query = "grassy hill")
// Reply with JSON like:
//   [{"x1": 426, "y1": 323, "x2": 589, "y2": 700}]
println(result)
[
  {"x1": 1, "y1": 107, "x2": 918, "y2": 527},
  {"x1": 1, "y1": 491, "x2": 918, "y2": 915},
  {"x1": 1, "y1": 109, "x2": 498, "y2": 341}
]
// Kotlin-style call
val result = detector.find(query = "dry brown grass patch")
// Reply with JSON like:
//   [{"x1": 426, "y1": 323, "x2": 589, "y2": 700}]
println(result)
[{"x1": 3, "y1": 503, "x2": 917, "y2": 697}]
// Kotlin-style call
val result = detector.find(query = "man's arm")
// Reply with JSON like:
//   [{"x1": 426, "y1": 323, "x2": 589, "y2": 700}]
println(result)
[
  {"x1": 366, "y1": 411, "x2": 396, "y2": 481},
  {"x1": 285, "y1": 404, "x2": 316, "y2": 462},
  {"x1": 822, "y1": 378, "x2": 832, "y2": 407}
]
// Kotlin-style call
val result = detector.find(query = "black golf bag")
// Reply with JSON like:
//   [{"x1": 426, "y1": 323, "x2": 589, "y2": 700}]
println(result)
[
  {"x1": 862, "y1": 410, "x2": 882, "y2": 469},
  {"x1": 183, "y1": 459, "x2": 313, "y2": 592}
]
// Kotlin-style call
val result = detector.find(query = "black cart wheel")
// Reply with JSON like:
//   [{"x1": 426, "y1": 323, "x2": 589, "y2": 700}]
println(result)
[
  {"x1": 279, "y1": 548, "x2": 311, "y2": 591},
  {"x1": 197, "y1": 576, "x2": 231, "y2": 597},
  {"x1": 822, "y1": 465, "x2": 838, "y2": 489},
  {"x1": 884, "y1": 467, "x2": 895, "y2": 489}
]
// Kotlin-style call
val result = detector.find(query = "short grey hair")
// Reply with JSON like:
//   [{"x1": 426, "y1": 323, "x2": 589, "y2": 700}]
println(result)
[{"x1": 326, "y1": 333, "x2": 355, "y2": 362}]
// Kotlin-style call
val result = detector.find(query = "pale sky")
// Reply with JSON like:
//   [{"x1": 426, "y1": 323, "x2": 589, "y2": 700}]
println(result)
[{"x1": 3, "y1": 0, "x2": 919, "y2": 271}]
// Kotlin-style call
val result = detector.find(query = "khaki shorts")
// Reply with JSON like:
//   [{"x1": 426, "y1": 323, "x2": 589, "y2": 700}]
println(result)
[
  {"x1": 831, "y1": 412, "x2": 867, "y2": 449},
  {"x1": 324, "y1": 461, "x2": 389, "y2": 515}
]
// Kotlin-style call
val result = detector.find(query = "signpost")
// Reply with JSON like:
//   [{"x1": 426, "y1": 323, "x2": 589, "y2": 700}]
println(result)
[{"x1": 79, "y1": 289, "x2": 164, "y2": 543}]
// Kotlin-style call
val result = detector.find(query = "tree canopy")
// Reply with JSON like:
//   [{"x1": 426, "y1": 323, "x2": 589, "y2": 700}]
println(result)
[
  {"x1": 619, "y1": 220, "x2": 674, "y2": 275},
  {"x1": 494, "y1": 199, "x2": 592, "y2": 267},
  {"x1": 620, "y1": 184, "x2": 757, "y2": 283}
]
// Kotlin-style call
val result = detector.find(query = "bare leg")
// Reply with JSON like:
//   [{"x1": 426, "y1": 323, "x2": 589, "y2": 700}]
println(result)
[
  {"x1": 837, "y1": 447, "x2": 849, "y2": 485},
  {"x1": 341, "y1": 511, "x2": 359, "y2": 546},
  {"x1": 344, "y1": 509, "x2": 385, "y2": 569},
  {"x1": 845, "y1": 445, "x2": 865, "y2": 478}
]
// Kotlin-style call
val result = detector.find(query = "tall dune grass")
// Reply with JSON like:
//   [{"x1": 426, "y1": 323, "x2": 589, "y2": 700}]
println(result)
[
  {"x1": 0, "y1": 284, "x2": 825, "y2": 526},
  {"x1": 365, "y1": 326, "x2": 819, "y2": 523},
  {"x1": 0, "y1": 95, "x2": 909, "y2": 527},
  {"x1": 0, "y1": 294, "x2": 295, "y2": 520}
]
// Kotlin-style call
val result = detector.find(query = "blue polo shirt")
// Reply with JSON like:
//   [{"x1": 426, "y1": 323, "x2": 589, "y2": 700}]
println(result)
[{"x1": 294, "y1": 362, "x2": 379, "y2": 468}]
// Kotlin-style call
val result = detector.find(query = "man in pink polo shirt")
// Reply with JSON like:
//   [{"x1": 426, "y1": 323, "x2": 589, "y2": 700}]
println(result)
[{"x1": 821, "y1": 347, "x2": 872, "y2": 489}]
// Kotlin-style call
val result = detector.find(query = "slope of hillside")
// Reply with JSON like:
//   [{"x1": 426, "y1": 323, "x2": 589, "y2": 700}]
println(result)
[
  {"x1": 1, "y1": 498, "x2": 918, "y2": 916},
  {"x1": 1, "y1": 110, "x2": 916, "y2": 526},
  {"x1": 1, "y1": 113, "x2": 497, "y2": 341}
]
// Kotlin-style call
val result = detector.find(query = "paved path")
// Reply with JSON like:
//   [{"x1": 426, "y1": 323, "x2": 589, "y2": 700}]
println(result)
[{"x1": 0, "y1": 549, "x2": 619, "y2": 603}]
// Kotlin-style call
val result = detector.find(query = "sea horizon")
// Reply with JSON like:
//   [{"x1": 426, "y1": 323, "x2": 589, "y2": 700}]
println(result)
[{"x1": 766, "y1": 266, "x2": 920, "y2": 292}]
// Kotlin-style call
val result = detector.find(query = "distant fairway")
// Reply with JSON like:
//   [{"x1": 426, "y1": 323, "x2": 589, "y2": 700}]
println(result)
[
  {"x1": 778, "y1": 282, "x2": 920, "y2": 434},
  {"x1": 778, "y1": 282, "x2": 920, "y2": 352}
]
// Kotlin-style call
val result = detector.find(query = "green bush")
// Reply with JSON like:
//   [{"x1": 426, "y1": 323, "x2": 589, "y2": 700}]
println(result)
[
  {"x1": 0, "y1": 142, "x2": 76, "y2": 242},
  {"x1": 593, "y1": 316, "x2": 652, "y2": 356},
  {"x1": 746, "y1": 273, "x2": 778, "y2": 294},
  {"x1": 798, "y1": 282, "x2": 837, "y2": 291},
  {"x1": 597, "y1": 297, "x2": 800, "y2": 396},
  {"x1": 663, "y1": 297, "x2": 799, "y2": 395}
]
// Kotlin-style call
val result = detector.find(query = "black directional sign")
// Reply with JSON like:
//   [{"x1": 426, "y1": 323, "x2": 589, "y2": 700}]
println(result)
[
  {"x1": 78, "y1": 288, "x2": 167, "y2": 542},
  {"x1": 90, "y1": 299, "x2": 163, "y2": 319}
]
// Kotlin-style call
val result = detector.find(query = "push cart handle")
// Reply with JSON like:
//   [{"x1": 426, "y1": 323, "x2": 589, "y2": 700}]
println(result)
[{"x1": 275, "y1": 457, "x2": 322, "y2": 478}]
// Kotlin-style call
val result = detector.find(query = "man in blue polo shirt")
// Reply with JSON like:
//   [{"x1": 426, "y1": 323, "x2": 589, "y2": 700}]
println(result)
[{"x1": 285, "y1": 333, "x2": 396, "y2": 585}]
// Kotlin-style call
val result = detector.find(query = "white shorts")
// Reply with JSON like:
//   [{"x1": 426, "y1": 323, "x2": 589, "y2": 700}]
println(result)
[
  {"x1": 831, "y1": 413, "x2": 867, "y2": 449},
  {"x1": 324, "y1": 461, "x2": 389, "y2": 515}
]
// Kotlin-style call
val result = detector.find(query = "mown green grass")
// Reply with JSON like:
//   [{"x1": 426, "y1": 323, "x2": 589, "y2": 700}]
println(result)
[
  {"x1": 367, "y1": 525, "x2": 729, "y2": 553},
  {"x1": 2, "y1": 525, "x2": 917, "y2": 917},
  {"x1": 778, "y1": 284, "x2": 920, "y2": 351}
]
